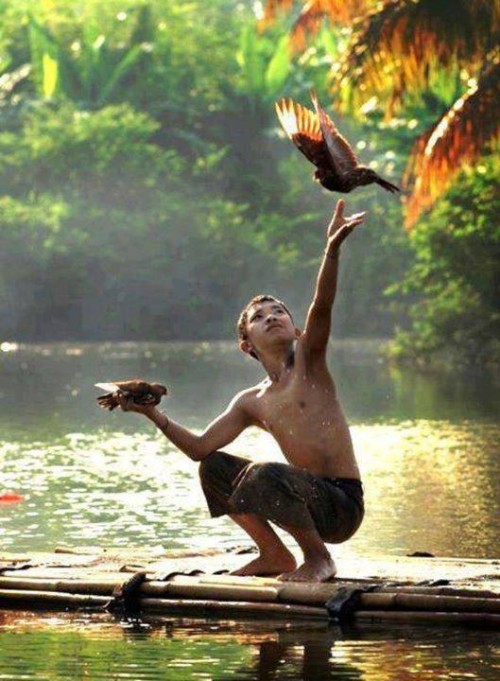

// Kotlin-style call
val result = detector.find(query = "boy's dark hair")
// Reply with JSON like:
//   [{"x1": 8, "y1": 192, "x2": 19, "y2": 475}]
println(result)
[{"x1": 237, "y1": 294, "x2": 294, "y2": 352}]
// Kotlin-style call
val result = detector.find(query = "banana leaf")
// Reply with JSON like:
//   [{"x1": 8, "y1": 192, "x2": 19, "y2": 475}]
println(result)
[
  {"x1": 237, "y1": 25, "x2": 265, "y2": 96},
  {"x1": 264, "y1": 35, "x2": 290, "y2": 97},
  {"x1": 96, "y1": 44, "x2": 146, "y2": 107}
]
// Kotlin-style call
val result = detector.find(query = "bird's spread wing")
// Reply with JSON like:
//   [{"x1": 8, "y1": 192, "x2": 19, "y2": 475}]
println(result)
[
  {"x1": 310, "y1": 92, "x2": 358, "y2": 174},
  {"x1": 275, "y1": 98, "x2": 331, "y2": 169},
  {"x1": 95, "y1": 382, "x2": 121, "y2": 393}
]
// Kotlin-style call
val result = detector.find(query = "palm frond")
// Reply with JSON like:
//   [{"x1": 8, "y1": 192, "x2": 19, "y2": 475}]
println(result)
[
  {"x1": 259, "y1": 0, "x2": 296, "y2": 30},
  {"x1": 294, "y1": 1, "x2": 372, "y2": 52},
  {"x1": 261, "y1": 1, "x2": 373, "y2": 50},
  {"x1": 334, "y1": 0, "x2": 498, "y2": 115},
  {"x1": 404, "y1": 61, "x2": 500, "y2": 229}
]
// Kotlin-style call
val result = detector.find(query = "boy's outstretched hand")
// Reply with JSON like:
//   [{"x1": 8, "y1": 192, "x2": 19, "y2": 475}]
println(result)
[
  {"x1": 117, "y1": 393, "x2": 158, "y2": 416},
  {"x1": 326, "y1": 199, "x2": 366, "y2": 254}
]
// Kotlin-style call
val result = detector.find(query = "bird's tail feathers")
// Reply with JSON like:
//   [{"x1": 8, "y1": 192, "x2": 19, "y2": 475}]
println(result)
[
  {"x1": 96, "y1": 394, "x2": 118, "y2": 410},
  {"x1": 376, "y1": 178, "x2": 400, "y2": 193}
]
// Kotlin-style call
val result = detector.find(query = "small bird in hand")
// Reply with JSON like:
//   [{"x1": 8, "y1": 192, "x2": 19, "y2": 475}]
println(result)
[
  {"x1": 275, "y1": 92, "x2": 400, "y2": 194},
  {"x1": 95, "y1": 380, "x2": 168, "y2": 411}
]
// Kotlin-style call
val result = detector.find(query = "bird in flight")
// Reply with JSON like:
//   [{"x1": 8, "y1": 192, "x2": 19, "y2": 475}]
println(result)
[
  {"x1": 275, "y1": 93, "x2": 400, "y2": 194},
  {"x1": 95, "y1": 380, "x2": 168, "y2": 411}
]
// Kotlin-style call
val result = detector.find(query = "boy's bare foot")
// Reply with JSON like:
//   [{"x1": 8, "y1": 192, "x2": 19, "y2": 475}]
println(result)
[
  {"x1": 230, "y1": 549, "x2": 297, "y2": 577},
  {"x1": 278, "y1": 555, "x2": 337, "y2": 582}
]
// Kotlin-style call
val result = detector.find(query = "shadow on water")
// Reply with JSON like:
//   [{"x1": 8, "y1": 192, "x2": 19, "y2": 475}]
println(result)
[{"x1": 0, "y1": 611, "x2": 499, "y2": 681}]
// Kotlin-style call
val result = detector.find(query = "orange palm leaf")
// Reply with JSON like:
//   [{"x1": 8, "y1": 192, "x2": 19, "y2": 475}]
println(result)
[
  {"x1": 404, "y1": 61, "x2": 500, "y2": 229},
  {"x1": 334, "y1": 0, "x2": 497, "y2": 114},
  {"x1": 261, "y1": 0, "x2": 373, "y2": 51}
]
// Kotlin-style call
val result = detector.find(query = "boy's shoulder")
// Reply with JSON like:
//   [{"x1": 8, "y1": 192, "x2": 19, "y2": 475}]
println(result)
[
  {"x1": 229, "y1": 380, "x2": 268, "y2": 415},
  {"x1": 220, "y1": 383, "x2": 266, "y2": 429},
  {"x1": 234, "y1": 380, "x2": 268, "y2": 403}
]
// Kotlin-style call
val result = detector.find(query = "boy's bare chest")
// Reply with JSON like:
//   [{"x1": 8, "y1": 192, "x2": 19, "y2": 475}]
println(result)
[{"x1": 250, "y1": 370, "x2": 336, "y2": 431}]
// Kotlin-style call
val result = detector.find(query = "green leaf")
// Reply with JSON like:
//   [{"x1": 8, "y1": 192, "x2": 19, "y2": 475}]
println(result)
[
  {"x1": 319, "y1": 26, "x2": 338, "y2": 58},
  {"x1": 79, "y1": 21, "x2": 103, "y2": 100},
  {"x1": 238, "y1": 25, "x2": 264, "y2": 95},
  {"x1": 0, "y1": 56, "x2": 12, "y2": 76},
  {"x1": 28, "y1": 17, "x2": 81, "y2": 100},
  {"x1": 96, "y1": 44, "x2": 145, "y2": 106},
  {"x1": 42, "y1": 52, "x2": 58, "y2": 97},
  {"x1": 264, "y1": 36, "x2": 290, "y2": 97}
]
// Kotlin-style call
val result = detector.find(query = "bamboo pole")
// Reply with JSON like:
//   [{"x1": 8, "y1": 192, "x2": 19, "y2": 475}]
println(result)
[
  {"x1": 0, "y1": 575, "x2": 498, "y2": 614},
  {"x1": 0, "y1": 576, "x2": 281, "y2": 602},
  {"x1": 379, "y1": 585, "x2": 499, "y2": 599},
  {"x1": 359, "y1": 592, "x2": 500, "y2": 613},
  {"x1": 143, "y1": 579, "x2": 279, "y2": 602},
  {"x1": 0, "y1": 589, "x2": 109, "y2": 608},
  {"x1": 171, "y1": 574, "x2": 280, "y2": 587},
  {"x1": 139, "y1": 597, "x2": 329, "y2": 619},
  {"x1": 0, "y1": 577, "x2": 118, "y2": 595},
  {"x1": 276, "y1": 583, "x2": 339, "y2": 605}
]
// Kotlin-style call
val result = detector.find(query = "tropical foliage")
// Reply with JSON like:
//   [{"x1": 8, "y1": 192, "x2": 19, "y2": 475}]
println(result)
[
  {"x1": 262, "y1": 0, "x2": 499, "y2": 227},
  {"x1": 390, "y1": 156, "x2": 499, "y2": 365},
  {"x1": 0, "y1": 0, "x2": 497, "y2": 365},
  {"x1": 260, "y1": 0, "x2": 499, "y2": 364}
]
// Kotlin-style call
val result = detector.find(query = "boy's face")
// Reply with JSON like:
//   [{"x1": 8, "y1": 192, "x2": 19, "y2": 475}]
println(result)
[{"x1": 240, "y1": 300, "x2": 300, "y2": 358}]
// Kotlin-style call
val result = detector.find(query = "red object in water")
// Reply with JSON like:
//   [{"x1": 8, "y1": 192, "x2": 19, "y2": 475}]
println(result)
[{"x1": 0, "y1": 492, "x2": 24, "y2": 503}]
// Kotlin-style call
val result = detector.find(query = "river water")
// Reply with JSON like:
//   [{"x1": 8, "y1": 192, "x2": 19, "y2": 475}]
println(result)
[{"x1": 0, "y1": 341, "x2": 499, "y2": 680}]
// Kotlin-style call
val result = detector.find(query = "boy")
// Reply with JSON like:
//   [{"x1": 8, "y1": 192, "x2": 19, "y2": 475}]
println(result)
[{"x1": 118, "y1": 199, "x2": 365, "y2": 582}]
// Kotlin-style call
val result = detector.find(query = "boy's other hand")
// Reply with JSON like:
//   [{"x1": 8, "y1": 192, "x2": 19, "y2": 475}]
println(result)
[{"x1": 326, "y1": 199, "x2": 366, "y2": 251}]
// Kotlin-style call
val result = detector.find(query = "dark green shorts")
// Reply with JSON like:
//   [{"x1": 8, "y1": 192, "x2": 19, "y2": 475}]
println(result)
[{"x1": 199, "y1": 451, "x2": 364, "y2": 544}]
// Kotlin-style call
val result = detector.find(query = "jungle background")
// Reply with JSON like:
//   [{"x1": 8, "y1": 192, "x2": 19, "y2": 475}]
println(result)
[{"x1": 0, "y1": 0, "x2": 498, "y2": 365}]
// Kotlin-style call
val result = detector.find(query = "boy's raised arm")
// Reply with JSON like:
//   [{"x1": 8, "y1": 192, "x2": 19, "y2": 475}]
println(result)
[
  {"x1": 118, "y1": 391, "x2": 252, "y2": 462},
  {"x1": 302, "y1": 200, "x2": 366, "y2": 354}
]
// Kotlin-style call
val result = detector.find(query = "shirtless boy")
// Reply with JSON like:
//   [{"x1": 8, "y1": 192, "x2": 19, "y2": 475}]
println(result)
[{"x1": 119, "y1": 199, "x2": 366, "y2": 582}]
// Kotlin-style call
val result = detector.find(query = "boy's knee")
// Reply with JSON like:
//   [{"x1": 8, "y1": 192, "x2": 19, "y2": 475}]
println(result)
[
  {"x1": 237, "y1": 462, "x2": 282, "y2": 491},
  {"x1": 198, "y1": 450, "x2": 228, "y2": 483}
]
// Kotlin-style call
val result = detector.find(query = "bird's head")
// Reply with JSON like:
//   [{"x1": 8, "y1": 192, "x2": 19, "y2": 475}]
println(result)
[{"x1": 151, "y1": 383, "x2": 168, "y2": 395}]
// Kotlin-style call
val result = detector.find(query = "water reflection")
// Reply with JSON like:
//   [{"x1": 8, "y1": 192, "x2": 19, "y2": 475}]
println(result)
[
  {"x1": 1, "y1": 418, "x2": 499, "y2": 557},
  {"x1": 0, "y1": 612, "x2": 498, "y2": 681},
  {"x1": 0, "y1": 341, "x2": 498, "y2": 440},
  {"x1": 0, "y1": 342, "x2": 499, "y2": 558}
]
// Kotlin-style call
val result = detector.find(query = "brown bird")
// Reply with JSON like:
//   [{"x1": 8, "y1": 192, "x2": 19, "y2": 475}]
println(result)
[
  {"x1": 275, "y1": 93, "x2": 400, "y2": 194},
  {"x1": 95, "y1": 380, "x2": 168, "y2": 411}
]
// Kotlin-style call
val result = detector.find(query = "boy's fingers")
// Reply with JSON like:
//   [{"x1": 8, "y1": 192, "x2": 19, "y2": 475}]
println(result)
[
  {"x1": 333, "y1": 199, "x2": 345, "y2": 222},
  {"x1": 329, "y1": 218, "x2": 362, "y2": 245},
  {"x1": 117, "y1": 393, "x2": 130, "y2": 411},
  {"x1": 345, "y1": 214, "x2": 366, "y2": 227},
  {"x1": 329, "y1": 224, "x2": 354, "y2": 245}
]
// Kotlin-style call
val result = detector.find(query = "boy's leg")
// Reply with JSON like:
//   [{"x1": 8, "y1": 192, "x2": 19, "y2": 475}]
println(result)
[
  {"x1": 230, "y1": 514, "x2": 334, "y2": 581},
  {"x1": 199, "y1": 451, "x2": 295, "y2": 575},
  {"x1": 229, "y1": 462, "x2": 363, "y2": 581},
  {"x1": 199, "y1": 453, "x2": 361, "y2": 580},
  {"x1": 275, "y1": 524, "x2": 336, "y2": 581},
  {"x1": 228, "y1": 513, "x2": 296, "y2": 576}
]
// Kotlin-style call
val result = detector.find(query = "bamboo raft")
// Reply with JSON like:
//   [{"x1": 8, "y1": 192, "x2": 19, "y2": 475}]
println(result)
[{"x1": 1, "y1": 547, "x2": 498, "y2": 628}]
